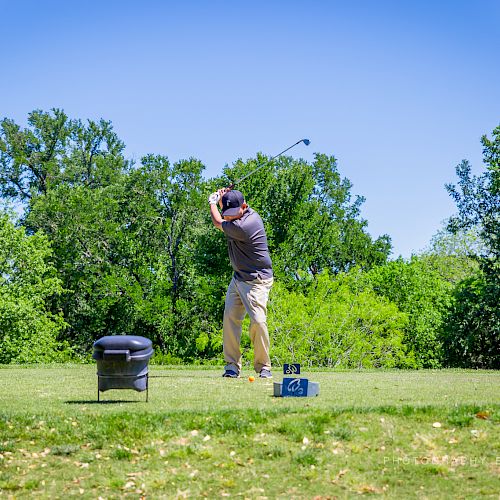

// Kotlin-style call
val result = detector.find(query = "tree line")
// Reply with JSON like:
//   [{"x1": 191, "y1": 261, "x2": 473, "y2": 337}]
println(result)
[{"x1": 0, "y1": 110, "x2": 498, "y2": 368}]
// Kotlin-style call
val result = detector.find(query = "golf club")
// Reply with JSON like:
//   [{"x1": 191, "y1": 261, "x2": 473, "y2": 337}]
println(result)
[{"x1": 227, "y1": 138, "x2": 311, "y2": 189}]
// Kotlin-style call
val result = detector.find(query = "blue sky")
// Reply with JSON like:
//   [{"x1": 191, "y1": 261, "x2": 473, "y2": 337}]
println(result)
[{"x1": 1, "y1": 0, "x2": 499, "y2": 257}]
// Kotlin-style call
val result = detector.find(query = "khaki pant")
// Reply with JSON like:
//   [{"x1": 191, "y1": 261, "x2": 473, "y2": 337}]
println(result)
[{"x1": 223, "y1": 276, "x2": 274, "y2": 374}]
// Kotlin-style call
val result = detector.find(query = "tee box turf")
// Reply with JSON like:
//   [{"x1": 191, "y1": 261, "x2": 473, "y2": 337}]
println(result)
[{"x1": 273, "y1": 363, "x2": 320, "y2": 397}]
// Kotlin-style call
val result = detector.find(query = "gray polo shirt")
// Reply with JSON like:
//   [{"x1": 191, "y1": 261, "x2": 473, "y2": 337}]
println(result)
[{"x1": 221, "y1": 208, "x2": 273, "y2": 282}]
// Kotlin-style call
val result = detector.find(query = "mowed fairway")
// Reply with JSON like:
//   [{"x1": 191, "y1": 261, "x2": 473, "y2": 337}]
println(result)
[{"x1": 0, "y1": 366, "x2": 499, "y2": 498}]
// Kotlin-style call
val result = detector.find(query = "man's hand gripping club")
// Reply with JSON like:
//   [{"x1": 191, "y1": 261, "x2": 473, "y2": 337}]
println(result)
[{"x1": 208, "y1": 188, "x2": 229, "y2": 230}]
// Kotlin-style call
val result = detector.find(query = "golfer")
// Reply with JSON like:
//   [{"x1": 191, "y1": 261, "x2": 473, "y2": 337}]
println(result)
[{"x1": 209, "y1": 188, "x2": 274, "y2": 378}]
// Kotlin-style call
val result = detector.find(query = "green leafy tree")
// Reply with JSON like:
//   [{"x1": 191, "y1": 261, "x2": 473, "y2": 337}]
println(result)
[
  {"x1": 0, "y1": 109, "x2": 131, "y2": 352},
  {"x1": 421, "y1": 224, "x2": 482, "y2": 285},
  {"x1": 118, "y1": 155, "x2": 212, "y2": 357},
  {"x1": 0, "y1": 109, "x2": 70, "y2": 201},
  {"x1": 1, "y1": 110, "x2": 220, "y2": 359},
  {"x1": 26, "y1": 183, "x2": 128, "y2": 351},
  {"x1": 0, "y1": 213, "x2": 67, "y2": 362},
  {"x1": 217, "y1": 152, "x2": 391, "y2": 283},
  {"x1": 446, "y1": 125, "x2": 499, "y2": 269},
  {"x1": 444, "y1": 125, "x2": 500, "y2": 368},
  {"x1": 443, "y1": 273, "x2": 499, "y2": 368},
  {"x1": 363, "y1": 257, "x2": 454, "y2": 368},
  {"x1": 0, "y1": 109, "x2": 127, "y2": 205},
  {"x1": 26, "y1": 154, "x2": 212, "y2": 358},
  {"x1": 428, "y1": 224, "x2": 486, "y2": 258}
]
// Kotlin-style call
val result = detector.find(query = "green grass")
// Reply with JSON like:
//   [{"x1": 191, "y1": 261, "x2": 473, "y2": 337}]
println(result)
[{"x1": 0, "y1": 366, "x2": 499, "y2": 498}]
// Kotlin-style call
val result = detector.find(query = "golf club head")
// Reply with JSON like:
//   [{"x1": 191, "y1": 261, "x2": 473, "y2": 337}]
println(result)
[{"x1": 302, "y1": 139, "x2": 311, "y2": 146}]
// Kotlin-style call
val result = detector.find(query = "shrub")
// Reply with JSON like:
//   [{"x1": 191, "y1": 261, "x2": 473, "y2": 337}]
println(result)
[
  {"x1": 266, "y1": 272, "x2": 413, "y2": 368},
  {"x1": 0, "y1": 214, "x2": 68, "y2": 363}
]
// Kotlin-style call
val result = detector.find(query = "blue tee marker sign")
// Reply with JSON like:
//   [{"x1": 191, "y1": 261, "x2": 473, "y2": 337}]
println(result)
[
  {"x1": 283, "y1": 363, "x2": 301, "y2": 375},
  {"x1": 275, "y1": 362, "x2": 318, "y2": 397},
  {"x1": 282, "y1": 377, "x2": 309, "y2": 397}
]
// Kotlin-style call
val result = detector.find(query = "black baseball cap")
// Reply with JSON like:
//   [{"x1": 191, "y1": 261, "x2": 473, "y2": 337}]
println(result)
[{"x1": 221, "y1": 190, "x2": 245, "y2": 216}]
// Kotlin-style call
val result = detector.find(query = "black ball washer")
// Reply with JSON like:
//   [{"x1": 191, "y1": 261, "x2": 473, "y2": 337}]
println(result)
[{"x1": 92, "y1": 335, "x2": 154, "y2": 402}]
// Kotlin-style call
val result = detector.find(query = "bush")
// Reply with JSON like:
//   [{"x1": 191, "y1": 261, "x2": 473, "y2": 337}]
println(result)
[
  {"x1": 0, "y1": 214, "x2": 69, "y2": 363},
  {"x1": 266, "y1": 272, "x2": 413, "y2": 368}
]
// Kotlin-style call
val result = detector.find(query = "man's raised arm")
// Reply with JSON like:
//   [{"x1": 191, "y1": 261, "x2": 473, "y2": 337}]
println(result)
[{"x1": 209, "y1": 189, "x2": 226, "y2": 230}]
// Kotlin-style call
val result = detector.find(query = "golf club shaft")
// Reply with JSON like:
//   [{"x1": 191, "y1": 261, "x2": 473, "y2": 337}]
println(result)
[{"x1": 228, "y1": 139, "x2": 309, "y2": 189}]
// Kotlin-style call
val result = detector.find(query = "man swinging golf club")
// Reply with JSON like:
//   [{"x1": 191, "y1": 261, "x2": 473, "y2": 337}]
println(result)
[{"x1": 209, "y1": 188, "x2": 274, "y2": 378}]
